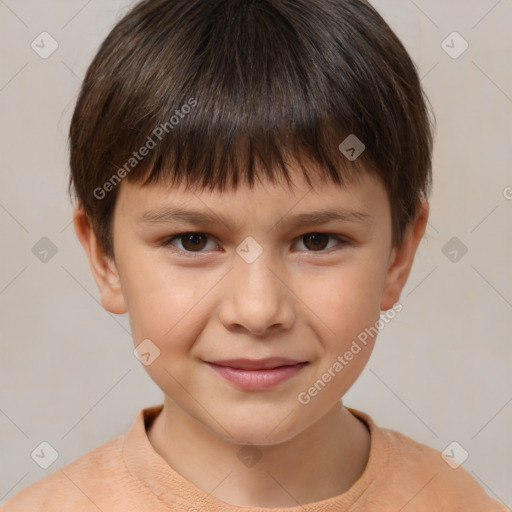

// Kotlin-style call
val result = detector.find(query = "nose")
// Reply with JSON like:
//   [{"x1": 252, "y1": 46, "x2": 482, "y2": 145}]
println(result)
[{"x1": 218, "y1": 251, "x2": 295, "y2": 336}]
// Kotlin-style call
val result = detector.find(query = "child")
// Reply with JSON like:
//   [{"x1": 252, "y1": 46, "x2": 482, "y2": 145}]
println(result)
[{"x1": 1, "y1": 0, "x2": 506, "y2": 509}]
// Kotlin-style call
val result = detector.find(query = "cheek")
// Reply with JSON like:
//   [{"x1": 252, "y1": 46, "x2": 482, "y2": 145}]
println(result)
[
  {"x1": 294, "y1": 265, "x2": 383, "y2": 404},
  {"x1": 120, "y1": 254, "x2": 217, "y2": 346},
  {"x1": 122, "y1": 259, "x2": 215, "y2": 390},
  {"x1": 297, "y1": 257, "x2": 385, "y2": 342},
  {"x1": 123, "y1": 247, "x2": 387, "y2": 350}
]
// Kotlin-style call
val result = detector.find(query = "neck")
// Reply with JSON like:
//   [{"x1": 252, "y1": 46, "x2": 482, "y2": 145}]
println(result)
[{"x1": 147, "y1": 398, "x2": 370, "y2": 508}]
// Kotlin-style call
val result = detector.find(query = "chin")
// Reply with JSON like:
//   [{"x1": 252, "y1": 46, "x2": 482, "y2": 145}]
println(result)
[{"x1": 213, "y1": 414, "x2": 304, "y2": 447}]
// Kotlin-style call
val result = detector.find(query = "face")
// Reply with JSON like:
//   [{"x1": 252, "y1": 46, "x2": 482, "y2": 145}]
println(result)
[{"x1": 77, "y1": 164, "x2": 426, "y2": 446}]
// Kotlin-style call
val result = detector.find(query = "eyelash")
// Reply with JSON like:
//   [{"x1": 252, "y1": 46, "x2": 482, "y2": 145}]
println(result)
[{"x1": 160, "y1": 232, "x2": 351, "y2": 256}]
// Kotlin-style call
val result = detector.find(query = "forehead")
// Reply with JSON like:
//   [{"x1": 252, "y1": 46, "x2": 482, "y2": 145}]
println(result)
[{"x1": 114, "y1": 165, "x2": 390, "y2": 233}]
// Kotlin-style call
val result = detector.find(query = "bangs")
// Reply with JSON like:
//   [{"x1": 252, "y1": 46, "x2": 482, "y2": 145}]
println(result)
[
  {"x1": 129, "y1": 114, "x2": 369, "y2": 194},
  {"x1": 102, "y1": 0, "x2": 377, "y2": 193}
]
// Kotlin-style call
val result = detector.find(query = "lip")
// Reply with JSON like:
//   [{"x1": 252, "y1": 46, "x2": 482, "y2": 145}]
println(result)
[
  {"x1": 205, "y1": 359, "x2": 309, "y2": 391},
  {"x1": 207, "y1": 357, "x2": 306, "y2": 370}
]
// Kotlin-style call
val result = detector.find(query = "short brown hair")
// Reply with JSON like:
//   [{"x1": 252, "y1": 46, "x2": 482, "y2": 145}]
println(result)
[{"x1": 68, "y1": 0, "x2": 435, "y2": 257}]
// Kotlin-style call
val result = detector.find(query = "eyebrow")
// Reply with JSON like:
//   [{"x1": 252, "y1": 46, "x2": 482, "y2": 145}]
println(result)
[{"x1": 139, "y1": 206, "x2": 373, "y2": 231}]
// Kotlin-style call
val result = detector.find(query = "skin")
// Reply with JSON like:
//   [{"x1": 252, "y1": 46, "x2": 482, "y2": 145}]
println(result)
[{"x1": 74, "y1": 163, "x2": 428, "y2": 508}]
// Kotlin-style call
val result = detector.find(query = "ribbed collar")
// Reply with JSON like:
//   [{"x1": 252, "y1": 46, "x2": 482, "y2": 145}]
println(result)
[{"x1": 122, "y1": 403, "x2": 388, "y2": 511}]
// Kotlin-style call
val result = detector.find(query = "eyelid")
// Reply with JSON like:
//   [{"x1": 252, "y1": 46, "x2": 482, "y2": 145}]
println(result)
[{"x1": 161, "y1": 231, "x2": 352, "y2": 255}]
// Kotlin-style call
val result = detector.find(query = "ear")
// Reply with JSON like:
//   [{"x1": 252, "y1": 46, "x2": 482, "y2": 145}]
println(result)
[
  {"x1": 73, "y1": 206, "x2": 127, "y2": 314},
  {"x1": 380, "y1": 198, "x2": 429, "y2": 310}
]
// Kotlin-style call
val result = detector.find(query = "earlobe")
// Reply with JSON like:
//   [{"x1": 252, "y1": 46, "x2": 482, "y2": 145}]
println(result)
[
  {"x1": 380, "y1": 199, "x2": 429, "y2": 310},
  {"x1": 73, "y1": 206, "x2": 127, "y2": 315}
]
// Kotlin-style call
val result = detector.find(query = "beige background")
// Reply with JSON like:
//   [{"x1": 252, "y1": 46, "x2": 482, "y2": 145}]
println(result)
[{"x1": 1, "y1": 0, "x2": 511, "y2": 506}]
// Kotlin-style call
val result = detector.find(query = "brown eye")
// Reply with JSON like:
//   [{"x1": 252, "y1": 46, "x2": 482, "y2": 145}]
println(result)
[
  {"x1": 302, "y1": 233, "x2": 330, "y2": 251},
  {"x1": 295, "y1": 233, "x2": 348, "y2": 253},
  {"x1": 164, "y1": 232, "x2": 214, "y2": 253},
  {"x1": 180, "y1": 233, "x2": 209, "y2": 251}
]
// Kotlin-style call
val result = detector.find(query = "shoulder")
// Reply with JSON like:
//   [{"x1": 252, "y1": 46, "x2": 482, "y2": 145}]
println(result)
[
  {"x1": 348, "y1": 408, "x2": 507, "y2": 511},
  {"x1": 380, "y1": 426, "x2": 507, "y2": 511},
  {"x1": 0, "y1": 434, "x2": 134, "y2": 512}
]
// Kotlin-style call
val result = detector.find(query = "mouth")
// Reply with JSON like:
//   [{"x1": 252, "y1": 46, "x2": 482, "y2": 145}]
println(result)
[
  {"x1": 205, "y1": 357, "x2": 308, "y2": 371},
  {"x1": 204, "y1": 358, "x2": 309, "y2": 390}
]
